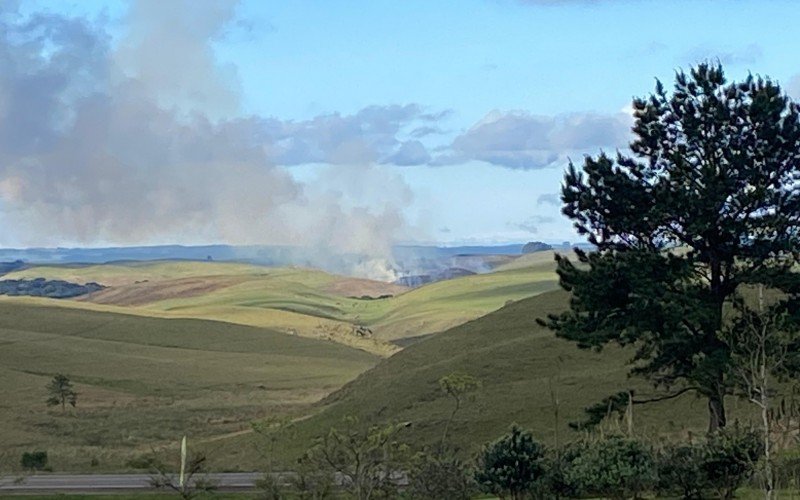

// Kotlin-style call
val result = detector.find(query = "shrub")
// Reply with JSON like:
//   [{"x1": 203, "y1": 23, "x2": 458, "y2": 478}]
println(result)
[
  {"x1": 20, "y1": 451, "x2": 48, "y2": 471},
  {"x1": 255, "y1": 473, "x2": 285, "y2": 500},
  {"x1": 541, "y1": 446, "x2": 583, "y2": 499},
  {"x1": 474, "y1": 425, "x2": 547, "y2": 500},
  {"x1": 304, "y1": 419, "x2": 409, "y2": 500},
  {"x1": 655, "y1": 428, "x2": 763, "y2": 500},
  {"x1": 702, "y1": 426, "x2": 763, "y2": 499},
  {"x1": 564, "y1": 436, "x2": 656, "y2": 499},
  {"x1": 656, "y1": 442, "x2": 710, "y2": 499},
  {"x1": 288, "y1": 454, "x2": 335, "y2": 500},
  {"x1": 407, "y1": 450, "x2": 475, "y2": 500},
  {"x1": 774, "y1": 455, "x2": 800, "y2": 491}
]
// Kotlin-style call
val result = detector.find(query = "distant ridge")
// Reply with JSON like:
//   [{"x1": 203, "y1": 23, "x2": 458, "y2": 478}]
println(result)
[{"x1": 0, "y1": 242, "x2": 588, "y2": 265}]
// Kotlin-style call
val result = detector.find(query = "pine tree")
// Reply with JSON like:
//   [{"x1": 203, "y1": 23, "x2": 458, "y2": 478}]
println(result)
[
  {"x1": 543, "y1": 64, "x2": 800, "y2": 431},
  {"x1": 46, "y1": 373, "x2": 77, "y2": 412}
]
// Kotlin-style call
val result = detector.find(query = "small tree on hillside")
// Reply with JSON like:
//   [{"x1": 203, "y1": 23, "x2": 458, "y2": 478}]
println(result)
[
  {"x1": 475, "y1": 425, "x2": 547, "y2": 500},
  {"x1": 46, "y1": 374, "x2": 77, "y2": 412},
  {"x1": 438, "y1": 373, "x2": 481, "y2": 449},
  {"x1": 543, "y1": 63, "x2": 800, "y2": 431}
]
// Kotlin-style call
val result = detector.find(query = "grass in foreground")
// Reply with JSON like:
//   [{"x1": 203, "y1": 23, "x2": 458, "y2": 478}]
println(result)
[{"x1": 0, "y1": 301, "x2": 377, "y2": 473}]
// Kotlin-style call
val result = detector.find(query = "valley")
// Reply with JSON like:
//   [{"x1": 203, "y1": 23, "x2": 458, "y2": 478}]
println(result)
[{"x1": 0, "y1": 250, "x2": 574, "y2": 471}]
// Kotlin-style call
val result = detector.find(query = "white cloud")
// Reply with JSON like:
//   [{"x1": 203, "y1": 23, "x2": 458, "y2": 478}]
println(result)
[{"x1": 442, "y1": 110, "x2": 632, "y2": 169}]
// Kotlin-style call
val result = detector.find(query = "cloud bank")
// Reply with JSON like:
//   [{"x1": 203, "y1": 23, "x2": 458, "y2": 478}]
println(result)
[{"x1": 438, "y1": 110, "x2": 632, "y2": 169}]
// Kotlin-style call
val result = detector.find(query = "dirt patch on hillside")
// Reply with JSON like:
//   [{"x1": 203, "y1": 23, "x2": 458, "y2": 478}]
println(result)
[
  {"x1": 78, "y1": 276, "x2": 248, "y2": 306},
  {"x1": 324, "y1": 277, "x2": 409, "y2": 298}
]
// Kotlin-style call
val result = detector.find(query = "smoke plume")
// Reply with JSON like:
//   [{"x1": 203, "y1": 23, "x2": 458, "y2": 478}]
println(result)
[{"x1": 0, "y1": 1, "x2": 415, "y2": 279}]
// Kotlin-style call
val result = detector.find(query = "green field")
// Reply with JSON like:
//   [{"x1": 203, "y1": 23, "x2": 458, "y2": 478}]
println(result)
[
  {"x1": 0, "y1": 256, "x2": 761, "y2": 475},
  {"x1": 0, "y1": 257, "x2": 564, "y2": 472},
  {"x1": 6, "y1": 259, "x2": 560, "y2": 354},
  {"x1": 206, "y1": 290, "x2": 759, "y2": 470},
  {"x1": 0, "y1": 301, "x2": 377, "y2": 472}
]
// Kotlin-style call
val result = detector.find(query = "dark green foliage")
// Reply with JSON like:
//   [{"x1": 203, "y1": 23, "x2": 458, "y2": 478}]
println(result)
[
  {"x1": 46, "y1": 373, "x2": 77, "y2": 412},
  {"x1": 773, "y1": 455, "x2": 800, "y2": 491},
  {"x1": 0, "y1": 278, "x2": 103, "y2": 298},
  {"x1": 407, "y1": 450, "x2": 475, "y2": 500},
  {"x1": 656, "y1": 442, "x2": 710, "y2": 499},
  {"x1": 474, "y1": 425, "x2": 547, "y2": 500},
  {"x1": 20, "y1": 450, "x2": 48, "y2": 471},
  {"x1": 655, "y1": 427, "x2": 762, "y2": 499},
  {"x1": 540, "y1": 446, "x2": 582, "y2": 499},
  {"x1": 702, "y1": 426, "x2": 763, "y2": 499},
  {"x1": 569, "y1": 391, "x2": 629, "y2": 430},
  {"x1": 564, "y1": 436, "x2": 656, "y2": 499},
  {"x1": 545, "y1": 63, "x2": 800, "y2": 431}
]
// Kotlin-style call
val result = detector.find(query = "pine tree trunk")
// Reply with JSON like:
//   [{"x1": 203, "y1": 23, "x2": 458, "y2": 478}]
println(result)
[{"x1": 708, "y1": 391, "x2": 726, "y2": 432}]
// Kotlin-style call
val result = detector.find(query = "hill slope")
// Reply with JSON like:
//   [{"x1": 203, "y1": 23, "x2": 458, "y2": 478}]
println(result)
[
  {"x1": 215, "y1": 290, "x2": 753, "y2": 469},
  {"x1": 0, "y1": 300, "x2": 377, "y2": 472},
  {"x1": 6, "y1": 260, "x2": 561, "y2": 352}
]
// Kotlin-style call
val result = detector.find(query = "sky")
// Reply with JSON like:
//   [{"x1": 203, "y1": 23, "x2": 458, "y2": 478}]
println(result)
[{"x1": 3, "y1": 0, "x2": 800, "y2": 252}]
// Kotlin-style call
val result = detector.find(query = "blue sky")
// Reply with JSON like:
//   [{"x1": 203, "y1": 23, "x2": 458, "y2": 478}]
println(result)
[{"x1": 5, "y1": 0, "x2": 800, "y2": 247}]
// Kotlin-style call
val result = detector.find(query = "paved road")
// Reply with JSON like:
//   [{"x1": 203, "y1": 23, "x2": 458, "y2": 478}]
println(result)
[{"x1": 0, "y1": 472, "x2": 262, "y2": 492}]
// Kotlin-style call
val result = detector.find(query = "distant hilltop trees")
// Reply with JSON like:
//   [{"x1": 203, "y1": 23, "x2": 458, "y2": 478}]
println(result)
[
  {"x1": 521, "y1": 241, "x2": 553, "y2": 254},
  {"x1": 0, "y1": 278, "x2": 104, "y2": 298},
  {"x1": 0, "y1": 260, "x2": 26, "y2": 275}
]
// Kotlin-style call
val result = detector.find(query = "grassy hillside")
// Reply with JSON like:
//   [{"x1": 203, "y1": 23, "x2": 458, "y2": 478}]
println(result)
[
  {"x1": 4, "y1": 261, "x2": 269, "y2": 286},
  {"x1": 0, "y1": 300, "x2": 377, "y2": 472},
  {"x1": 359, "y1": 264, "x2": 559, "y2": 341},
  {"x1": 210, "y1": 290, "x2": 755, "y2": 470},
  {"x1": 5, "y1": 259, "x2": 561, "y2": 353}
]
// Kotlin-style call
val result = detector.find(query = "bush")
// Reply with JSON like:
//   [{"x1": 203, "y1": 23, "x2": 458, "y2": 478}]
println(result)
[
  {"x1": 540, "y1": 446, "x2": 583, "y2": 499},
  {"x1": 20, "y1": 451, "x2": 48, "y2": 471},
  {"x1": 656, "y1": 442, "x2": 710, "y2": 499},
  {"x1": 407, "y1": 450, "x2": 475, "y2": 500},
  {"x1": 774, "y1": 455, "x2": 800, "y2": 491},
  {"x1": 654, "y1": 427, "x2": 763, "y2": 500},
  {"x1": 255, "y1": 473, "x2": 285, "y2": 500},
  {"x1": 304, "y1": 419, "x2": 409, "y2": 500},
  {"x1": 563, "y1": 436, "x2": 656, "y2": 499},
  {"x1": 474, "y1": 425, "x2": 547, "y2": 500},
  {"x1": 702, "y1": 426, "x2": 763, "y2": 499},
  {"x1": 289, "y1": 454, "x2": 335, "y2": 500}
]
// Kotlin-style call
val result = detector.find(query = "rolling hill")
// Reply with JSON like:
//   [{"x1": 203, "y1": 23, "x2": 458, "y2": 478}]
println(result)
[
  {"x1": 0, "y1": 255, "x2": 596, "y2": 472},
  {"x1": 0, "y1": 300, "x2": 377, "y2": 472},
  {"x1": 5, "y1": 258, "x2": 561, "y2": 353},
  {"x1": 206, "y1": 289, "x2": 755, "y2": 470}
]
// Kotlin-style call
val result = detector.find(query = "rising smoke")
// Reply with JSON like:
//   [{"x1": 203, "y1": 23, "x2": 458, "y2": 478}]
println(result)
[{"x1": 0, "y1": 1, "x2": 415, "y2": 280}]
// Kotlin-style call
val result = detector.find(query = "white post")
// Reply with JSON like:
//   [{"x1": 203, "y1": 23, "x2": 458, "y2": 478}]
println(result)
[{"x1": 179, "y1": 435, "x2": 187, "y2": 489}]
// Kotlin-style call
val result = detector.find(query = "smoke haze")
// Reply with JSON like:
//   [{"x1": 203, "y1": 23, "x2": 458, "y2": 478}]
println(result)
[{"x1": 0, "y1": 1, "x2": 417, "y2": 279}]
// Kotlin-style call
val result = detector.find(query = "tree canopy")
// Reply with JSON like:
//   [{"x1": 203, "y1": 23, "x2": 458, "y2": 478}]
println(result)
[
  {"x1": 544, "y1": 63, "x2": 800, "y2": 431},
  {"x1": 46, "y1": 374, "x2": 77, "y2": 412}
]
